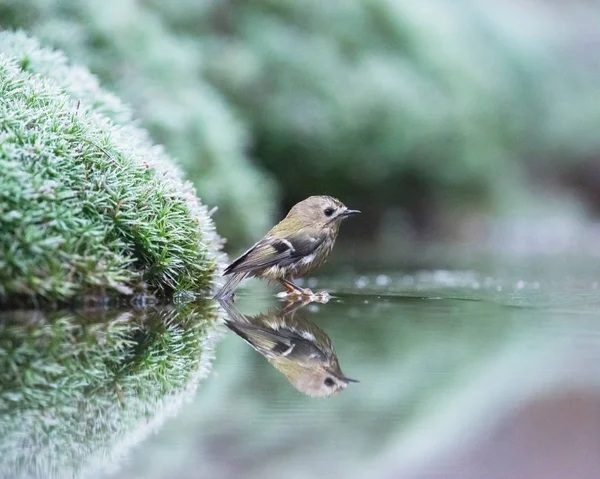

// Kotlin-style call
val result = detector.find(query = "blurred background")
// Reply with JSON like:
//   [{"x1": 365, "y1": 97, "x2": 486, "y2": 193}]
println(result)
[
  {"x1": 3, "y1": 0, "x2": 600, "y2": 259},
  {"x1": 3, "y1": 1, "x2": 600, "y2": 478}
]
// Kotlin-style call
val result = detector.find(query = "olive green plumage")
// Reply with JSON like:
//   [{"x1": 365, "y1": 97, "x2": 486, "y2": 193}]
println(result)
[{"x1": 215, "y1": 195, "x2": 359, "y2": 299}]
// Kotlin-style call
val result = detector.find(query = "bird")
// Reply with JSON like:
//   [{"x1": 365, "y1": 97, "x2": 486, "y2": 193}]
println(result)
[
  {"x1": 219, "y1": 299, "x2": 358, "y2": 397},
  {"x1": 214, "y1": 195, "x2": 359, "y2": 300}
]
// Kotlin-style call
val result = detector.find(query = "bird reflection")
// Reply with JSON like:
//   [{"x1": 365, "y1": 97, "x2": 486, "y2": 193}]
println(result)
[{"x1": 219, "y1": 300, "x2": 358, "y2": 397}]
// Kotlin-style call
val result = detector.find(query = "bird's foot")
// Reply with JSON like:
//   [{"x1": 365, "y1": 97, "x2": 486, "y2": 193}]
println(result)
[
  {"x1": 276, "y1": 288, "x2": 330, "y2": 303},
  {"x1": 311, "y1": 291, "x2": 331, "y2": 303}
]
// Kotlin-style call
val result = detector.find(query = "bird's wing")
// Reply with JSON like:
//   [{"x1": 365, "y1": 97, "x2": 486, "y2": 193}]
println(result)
[
  {"x1": 226, "y1": 322, "x2": 294, "y2": 357},
  {"x1": 223, "y1": 229, "x2": 326, "y2": 275},
  {"x1": 226, "y1": 321, "x2": 325, "y2": 361}
]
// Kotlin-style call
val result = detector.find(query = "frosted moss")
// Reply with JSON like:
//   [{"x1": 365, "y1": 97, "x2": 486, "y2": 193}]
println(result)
[{"x1": 0, "y1": 33, "x2": 222, "y2": 302}]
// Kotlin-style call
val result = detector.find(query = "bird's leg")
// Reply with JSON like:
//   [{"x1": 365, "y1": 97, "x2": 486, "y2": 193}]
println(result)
[
  {"x1": 279, "y1": 279, "x2": 314, "y2": 297},
  {"x1": 278, "y1": 279, "x2": 330, "y2": 303}
]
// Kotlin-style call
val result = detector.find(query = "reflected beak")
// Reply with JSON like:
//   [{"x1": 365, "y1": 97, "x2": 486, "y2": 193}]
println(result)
[{"x1": 341, "y1": 209, "x2": 361, "y2": 217}]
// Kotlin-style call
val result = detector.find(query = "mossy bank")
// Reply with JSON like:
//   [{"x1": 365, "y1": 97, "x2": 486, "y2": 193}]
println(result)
[{"x1": 0, "y1": 32, "x2": 223, "y2": 303}]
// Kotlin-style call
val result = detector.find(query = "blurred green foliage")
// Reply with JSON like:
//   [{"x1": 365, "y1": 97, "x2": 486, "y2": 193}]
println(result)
[
  {"x1": 0, "y1": 32, "x2": 222, "y2": 302},
  {"x1": 3, "y1": 0, "x2": 600, "y2": 241},
  {"x1": 193, "y1": 1, "x2": 600, "y2": 228},
  {"x1": 149, "y1": 0, "x2": 600, "y2": 232},
  {"x1": 0, "y1": 300, "x2": 222, "y2": 479}
]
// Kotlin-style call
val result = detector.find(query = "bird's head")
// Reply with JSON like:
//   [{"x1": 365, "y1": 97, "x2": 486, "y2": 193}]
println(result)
[
  {"x1": 275, "y1": 360, "x2": 359, "y2": 398},
  {"x1": 287, "y1": 196, "x2": 360, "y2": 231}
]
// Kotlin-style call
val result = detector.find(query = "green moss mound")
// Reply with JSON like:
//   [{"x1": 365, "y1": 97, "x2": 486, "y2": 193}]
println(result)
[
  {"x1": 0, "y1": 300, "x2": 223, "y2": 479},
  {"x1": 0, "y1": 32, "x2": 221, "y2": 302}
]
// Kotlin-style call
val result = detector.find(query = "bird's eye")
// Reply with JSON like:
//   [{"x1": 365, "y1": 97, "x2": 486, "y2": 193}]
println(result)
[
  {"x1": 324, "y1": 207, "x2": 335, "y2": 217},
  {"x1": 324, "y1": 377, "x2": 335, "y2": 387}
]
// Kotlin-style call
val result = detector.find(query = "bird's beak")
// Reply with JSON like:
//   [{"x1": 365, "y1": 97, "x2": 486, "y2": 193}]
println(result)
[
  {"x1": 340, "y1": 209, "x2": 361, "y2": 217},
  {"x1": 341, "y1": 376, "x2": 360, "y2": 384}
]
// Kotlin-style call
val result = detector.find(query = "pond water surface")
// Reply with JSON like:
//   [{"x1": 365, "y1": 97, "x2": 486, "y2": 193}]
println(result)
[{"x1": 2, "y1": 267, "x2": 600, "y2": 479}]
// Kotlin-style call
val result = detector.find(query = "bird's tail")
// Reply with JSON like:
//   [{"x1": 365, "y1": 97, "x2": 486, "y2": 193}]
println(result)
[{"x1": 213, "y1": 272, "x2": 248, "y2": 300}]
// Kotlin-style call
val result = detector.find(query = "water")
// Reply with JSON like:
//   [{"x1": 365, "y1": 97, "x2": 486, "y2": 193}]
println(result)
[{"x1": 2, "y1": 269, "x2": 600, "y2": 479}]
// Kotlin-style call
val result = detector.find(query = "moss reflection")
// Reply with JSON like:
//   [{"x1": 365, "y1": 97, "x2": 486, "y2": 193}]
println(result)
[{"x1": 0, "y1": 299, "x2": 223, "y2": 479}]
